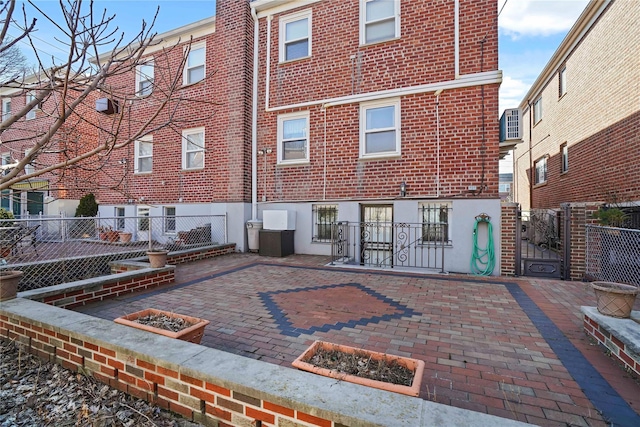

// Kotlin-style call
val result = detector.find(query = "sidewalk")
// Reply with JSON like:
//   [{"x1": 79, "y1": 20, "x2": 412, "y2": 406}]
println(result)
[{"x1": 75, "y1": 253, "x2": 640, "y2": 426}]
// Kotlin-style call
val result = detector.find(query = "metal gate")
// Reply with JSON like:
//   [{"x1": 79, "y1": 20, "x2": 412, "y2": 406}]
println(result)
[{"x1": 516, "y1": 206, "x2": 570, "y2": 279}]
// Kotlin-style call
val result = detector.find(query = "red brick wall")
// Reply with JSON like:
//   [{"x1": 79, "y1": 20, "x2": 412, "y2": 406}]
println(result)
[
  {"x1": 583, "y1": 314, "x2": 640, "y2": 377},
  {"x1": 532, "y1": 110, "x2": 640, "y2": 209},
  {"x1": 565, "y1": 203, "x2": 601, "y2": 281},
  {"x1": 256, "y1": 0, "x2": 500, "y2": 202},
  {"x1": 96, "y1": 0, "x2": 253, "y2": 206},
  {"x1": 500, "y1": 203, "x2": 518, "y2": 276}
]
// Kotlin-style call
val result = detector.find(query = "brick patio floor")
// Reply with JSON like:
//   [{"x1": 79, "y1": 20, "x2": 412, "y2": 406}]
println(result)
[{"x1": 75, "y1": 253, "x2": 640, "y2": 426}]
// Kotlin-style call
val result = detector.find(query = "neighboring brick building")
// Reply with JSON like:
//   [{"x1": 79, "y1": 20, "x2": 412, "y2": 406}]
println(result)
[
  {"x1": 252, "y1": 0, "x2": 502, "y2": 273},
  {"x1": 0, "y1": 74, "x2": 99, "y2": 217},
  {"x1": 513, "y1": 0, "x2": 639, "y2": 212}
]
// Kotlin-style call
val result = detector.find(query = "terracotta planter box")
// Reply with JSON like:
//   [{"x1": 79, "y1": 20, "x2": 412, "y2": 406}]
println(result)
[
  {"x1": 100, "y1": 231, "x2": 119, "y2": 242},
  {"x1": 114, "y1": 308, "x2": 209, "y2": 344},
  {"x1": 292, "y1": 340, "x2": 425, "y2": 396}
]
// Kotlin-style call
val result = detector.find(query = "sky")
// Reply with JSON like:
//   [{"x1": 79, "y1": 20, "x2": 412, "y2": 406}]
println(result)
[{"x1": 9, "y1": 0, "x2": 590, "y2": 173}]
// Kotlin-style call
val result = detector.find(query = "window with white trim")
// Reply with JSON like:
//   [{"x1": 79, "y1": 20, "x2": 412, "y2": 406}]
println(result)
[
  {"x1": 184, "y1": 42, "x2": 205, "y2": 85},
  {"x1": 535, "y1": 157, "x2": 547, "y2": 184},
  {"x1": 134, "y1": 137, "x2": 153, "y2": 174},
  {"x1": 136, "y1": 61, "x2": 154, "y2": 96},
  {"x1": 419, "y1": 202, "x2": 451, "y2": 243},
  {"x1": 360, "y1": 99, "x2": 400, "y2": 158},
  {"x1": 26, "y1": 92, "x2": 36, "y2": 120},
  {"x1": 360, "y1": 0, "x2": 400, "y2": 45},
  {"x1": 279, "y1": 10, "x2": 311, "y2": 62},
  {"x1": 533, "y1": 97, "x2": 542, "y2": 124},
  {"x1": 277, "y1": 111, "x2": 309, "y2": 164},
  {"x1": 115, "y1": 207, "x2": 125, "y2": 230},
  {"x1": 2, "y1": 98, "x2": 11, "y2": 121},
  {"x1": 561, "y1": 143, "x2": 568, "y2": 173},
  {"x1": 1, "y1": 152, "x2": 11, "y2": 176},
  {"x1": 164, "y1": 206, "x2": 176, "y2": 234},
  {"x1": 182, "y1": 128, "x2": 205, "y2": 170},
  {"x1": 312, "y1": 204, "x2": 337, "y2": 243},
  {"x1": 559, "y1": 67, "x2": 567, "y2": 98}
]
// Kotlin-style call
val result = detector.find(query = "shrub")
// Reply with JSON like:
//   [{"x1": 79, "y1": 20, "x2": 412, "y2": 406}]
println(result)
[{"x1": 75, "y1": 193, "x2": 98, "y2": 217}]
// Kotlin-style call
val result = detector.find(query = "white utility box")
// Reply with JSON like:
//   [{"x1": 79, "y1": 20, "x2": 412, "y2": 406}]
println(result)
[{"x1": 263, "y1": 210, "x2": 296, "y2": 230}]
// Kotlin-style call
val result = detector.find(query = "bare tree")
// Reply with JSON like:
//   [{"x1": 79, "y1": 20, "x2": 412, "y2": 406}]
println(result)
[
  {"x1": 0, "y1": 0, "x2": 216, "y2": 195},
  {"x1": 0, "y1": 41, "x2": 29, "y2": 84}
]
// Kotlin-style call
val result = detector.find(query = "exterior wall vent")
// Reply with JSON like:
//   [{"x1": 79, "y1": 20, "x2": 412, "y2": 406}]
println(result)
[{"x1": 499, "y1": 108, "x2": 521, "y2": 142}]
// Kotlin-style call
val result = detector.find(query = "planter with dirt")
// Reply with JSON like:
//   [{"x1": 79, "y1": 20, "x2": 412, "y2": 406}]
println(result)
[
  {"x1": 114, "y1": 308, "x2": 209, "y2": 344},
  {"x1": 292, "y1": 340, "x2": 425, "y2": 396}
]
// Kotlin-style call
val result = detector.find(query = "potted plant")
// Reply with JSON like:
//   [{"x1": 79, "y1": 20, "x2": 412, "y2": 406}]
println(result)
[
  {"x1": 114, "y1": 308, "x2": 209, "y2": 344},
  {"x1": 118, "y1": 231, "x2": 132, "y2": 243},
  {"x1": 292, "y1": 340, "x2": 425, "y2": 397},
  {"x1": 0, "y1": 270, "x2": 23, "y2": 301},
  {"x1": 98, "y1": 226, "x2": 119, "y2": 242},
  {"x1": 147, "y1": 249, "x2": 169, "y2": 268},
  {"x1": 591, "y1": 281, "x2": 639, "y2": 318}
]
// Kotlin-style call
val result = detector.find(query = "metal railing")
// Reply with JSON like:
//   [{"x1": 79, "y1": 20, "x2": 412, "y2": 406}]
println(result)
[
  {"x1": 0, "y1": 214, "x2": 227, "y2": 291},
  {"x1": 586, "y1": 225, "x2": 640, "y2": 286},
  {"x1": 330, "y1": 221, "x2": 448, "y2": 272}
]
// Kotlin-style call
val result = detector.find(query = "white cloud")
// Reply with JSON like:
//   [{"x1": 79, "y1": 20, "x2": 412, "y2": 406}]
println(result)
[
  {"x1": 499, "y1": 75, "x2": 530, "y2": 111},
  {"x1": 499, "y1": 0, "x2": 589, "y2": 38}
]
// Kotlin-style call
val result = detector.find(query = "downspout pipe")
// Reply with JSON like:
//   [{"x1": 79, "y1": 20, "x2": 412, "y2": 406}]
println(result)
[
  {"x1": 454, "y1": 0, "x2": 460, "y2": 78},
  {"x1": 250, "y1": 7, "x2": 259, "y2": 221}
]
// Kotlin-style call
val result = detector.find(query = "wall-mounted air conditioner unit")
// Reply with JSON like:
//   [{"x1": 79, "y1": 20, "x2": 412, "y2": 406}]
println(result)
[{"x1": 499, "y1": 108, "x2": 521, "y2": 142}]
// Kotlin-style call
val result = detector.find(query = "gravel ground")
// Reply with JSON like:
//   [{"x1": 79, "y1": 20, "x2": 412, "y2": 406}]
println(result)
[{"x1": 0, "y1": 339, "x2": 202, "y2": 427}]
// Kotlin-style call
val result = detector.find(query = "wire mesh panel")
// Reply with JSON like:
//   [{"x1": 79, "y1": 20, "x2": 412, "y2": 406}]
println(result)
[
  {"x1": 0, "y1": 214, "x2": 226, "y2": 292},
  {"x1": 586, "y1": 225, "x2": 640, "y2": 286}
]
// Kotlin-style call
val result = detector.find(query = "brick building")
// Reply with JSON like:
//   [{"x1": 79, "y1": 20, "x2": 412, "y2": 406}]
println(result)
[
  {"x1": 252, "y1": 0, "x2": 502, "y2": 273},
  {"x1": 0, "y1": 73, "x2": 99, "y2": 217},
  {"x1": 513, "y1": 0, "x2": 640, "y2": 213},
  {"x1": 6, "y1": 0, "x2": 503, "y2": 272}
]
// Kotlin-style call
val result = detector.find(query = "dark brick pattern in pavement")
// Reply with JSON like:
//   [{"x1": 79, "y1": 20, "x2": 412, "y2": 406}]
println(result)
[{"x1": 75, "y1": 253, "x2": 640, "y2": 426}]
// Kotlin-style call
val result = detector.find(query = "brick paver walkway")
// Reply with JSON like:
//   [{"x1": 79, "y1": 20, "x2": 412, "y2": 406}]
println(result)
[{"x1": 76, "y1": 254, "x2": 640, "y2": 426}]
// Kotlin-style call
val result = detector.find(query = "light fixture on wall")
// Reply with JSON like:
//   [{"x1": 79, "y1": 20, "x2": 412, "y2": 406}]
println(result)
[
  {"x1": 400, "y1": 181, "x2": 407, "y2": 197},
  {"x1": 258, "y1": 148, "x2": 273, "y2": 201}
]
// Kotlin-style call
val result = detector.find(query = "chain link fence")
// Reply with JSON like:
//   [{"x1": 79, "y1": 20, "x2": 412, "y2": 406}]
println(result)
[
  {"x1": 586, "y1": 225, "x2": 640, "y2": 286},
  {"x1": 0, "y1": 214, "x2": 227, "y2": 292}
]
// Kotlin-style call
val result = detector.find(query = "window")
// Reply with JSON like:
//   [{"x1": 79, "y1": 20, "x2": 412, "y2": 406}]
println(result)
[
  {"x1": 115, "y1": 207, "x2": 125, "y2": 230},
  {"x1": 312, "y1": 204, "x2": 337, "y2": 242},
  {"x1": 137, "y1": 207, "x2": 150, "y2": 231},
  {"x1": 279, "y1": 10, "x2": 311, "y2": 62},
  {"x1": 182, "y1": 128, "x2": 205, "y2": 170},
  {"x1": 361, "y1": 0, "x2": 400, "y2": 45},
  {"x1": 535, "y1": 157, "x2": 547, "y2": 184},
  {"x1": 559, "y1": 67, "x2": 567, "y2": 98},
  {"x1": 533, "y1": 97, "x2": 542, "y2": 124},
  {"x1": 184, "y1": 42, "x2": 205, "y2": 85},
  {"x1": 2, "y1": 98, "x2": 11, "y2": 121},
  {"x1": 136, "y1": 61, "x2": 154, "y2": 96},
  {"x1": 499, "y1": 183, "x2": 511, "y2": 193},
  {"x1": 360, "y1": 99, "x2": 401, "y2": 158},
  {"x1": 164, "y1": 207, "x2": 176, "y2": 234},
  {"x1": 134, "y1": 137, "x2": 153, "y2": 173},
  {"x1": 1, "y1": 190, "x2": 9, "y2": 210},
  {"x1": 24, "y1": 149, "x2": 34, "y2": 175},
  {"x1": 561, "y1": 143, "x2": 568, "y2": 173},
  {"x1": 277, "y1": 111, "x2": 309, "y2": 164},
  {"x1": 26, "y1": 92, "x2": 37, "y2": 120},
  {"x1": 420, "y1": 203, "x2": 450, "y2": 243},
  {"x1": 1, "y1": 153, "x2": 11, "y2": 176}
]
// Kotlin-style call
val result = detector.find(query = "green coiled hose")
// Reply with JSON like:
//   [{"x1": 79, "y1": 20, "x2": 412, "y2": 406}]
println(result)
[{"x1": 470, "y1": 214, "x2": 495, "y2": 276}]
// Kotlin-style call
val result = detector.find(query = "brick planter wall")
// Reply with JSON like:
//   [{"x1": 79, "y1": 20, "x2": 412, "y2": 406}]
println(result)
[{"x1": 582, "y1": 307, "x2": 640, "y2": 377}]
